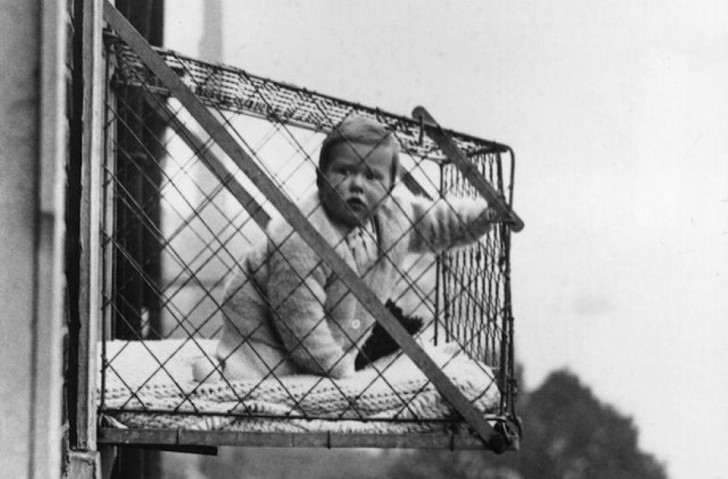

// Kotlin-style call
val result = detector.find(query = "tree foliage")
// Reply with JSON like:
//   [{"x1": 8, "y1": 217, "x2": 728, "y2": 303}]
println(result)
[{"x1": 388, "y1": 369, "x2": 667, "y2": 479}]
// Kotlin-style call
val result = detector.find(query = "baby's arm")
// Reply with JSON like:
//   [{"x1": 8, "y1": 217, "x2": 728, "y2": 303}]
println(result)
[
  {"x1": 398, "y1": 192, "x2": 496, "y2": 253},
  {"x1": 266, "y1": 236, "x2": 353, "y2": 378}
]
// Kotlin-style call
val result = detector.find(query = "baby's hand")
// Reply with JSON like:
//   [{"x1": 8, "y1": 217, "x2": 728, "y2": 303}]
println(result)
[{"x1": 483, "y1": 206, "x2": 499, "y2": 222}]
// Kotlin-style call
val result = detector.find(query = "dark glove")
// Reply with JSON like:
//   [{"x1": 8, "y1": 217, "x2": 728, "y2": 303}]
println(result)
[{"x1": 354, "y1": 300, "x2": 423, "y2": 370}]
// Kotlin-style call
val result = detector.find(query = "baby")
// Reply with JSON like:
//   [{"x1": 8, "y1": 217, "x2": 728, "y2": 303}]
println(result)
[{"x1": 212, "y1": 116, "x2": 497, "y2": 381}]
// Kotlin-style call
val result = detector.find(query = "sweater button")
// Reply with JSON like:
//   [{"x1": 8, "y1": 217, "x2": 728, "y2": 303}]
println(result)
[{"x1": 351, "y1": 319, "x2": 361, "y2": 330}]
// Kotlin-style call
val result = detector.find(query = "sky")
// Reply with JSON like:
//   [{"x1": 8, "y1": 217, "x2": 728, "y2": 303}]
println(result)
[{"x1": 167, "y1": 2, "x2": 728, "y2": 478}]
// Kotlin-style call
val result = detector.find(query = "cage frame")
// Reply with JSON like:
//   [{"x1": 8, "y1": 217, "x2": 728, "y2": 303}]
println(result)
[{"x1": 81, "y1": 0, "x2": 522, "y2": 456}]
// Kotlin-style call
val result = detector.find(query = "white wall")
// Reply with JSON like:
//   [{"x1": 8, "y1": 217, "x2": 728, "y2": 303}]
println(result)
[{"x1": 0, "y1": 0, "x2": 67, "y2": 477}]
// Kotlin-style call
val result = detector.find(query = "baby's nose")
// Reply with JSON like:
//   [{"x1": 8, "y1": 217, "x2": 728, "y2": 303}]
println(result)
[{"x1": 349, "y1": 174, "x2": 364, "y2": 190}]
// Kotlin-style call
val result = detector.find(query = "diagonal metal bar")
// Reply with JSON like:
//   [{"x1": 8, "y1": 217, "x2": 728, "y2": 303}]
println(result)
[
  {"x1": 413, "y1": 106, "x2": 525, "y2": 233},
  {"x1": 104, "y1": 0, "x2": 502, "y2": 448},
  {"x1": 138, "y1": 89, "x2": 271, "y2": 228}
]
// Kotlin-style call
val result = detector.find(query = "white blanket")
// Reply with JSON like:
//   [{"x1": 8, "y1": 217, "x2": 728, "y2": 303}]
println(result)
[{"x1": 100, "y1": 339, "x2": 500, "y2": 433}]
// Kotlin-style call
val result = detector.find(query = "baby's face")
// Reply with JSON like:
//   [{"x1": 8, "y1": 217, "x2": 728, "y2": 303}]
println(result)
[{"x1": 321, "y1": 141, "x2": 393, "y2": 228}]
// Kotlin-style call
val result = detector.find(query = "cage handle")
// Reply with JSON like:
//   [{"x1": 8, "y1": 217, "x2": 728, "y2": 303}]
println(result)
[{"x1": 412, "y1": 106, "x2": 525, "y2": 233}]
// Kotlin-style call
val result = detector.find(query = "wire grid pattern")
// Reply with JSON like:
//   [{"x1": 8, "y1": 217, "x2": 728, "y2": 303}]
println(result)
[
  {"x1": 440, "y1": 153, "x2": 510, "y2": 364},
  {"x1": 107, "y1": 37, "x2": 510, "y2": 160},
  {"x1": 100, "y1": 36, "x2": 516, "y2": 429}
]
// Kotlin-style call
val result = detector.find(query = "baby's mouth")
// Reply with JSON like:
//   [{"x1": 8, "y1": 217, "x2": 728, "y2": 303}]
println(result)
[{"x1": 346, "y1": 198, "x2": 367, "y2": 212}]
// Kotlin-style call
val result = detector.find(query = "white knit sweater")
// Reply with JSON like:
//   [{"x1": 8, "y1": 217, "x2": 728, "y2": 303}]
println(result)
[{"x1": 216, "y1": 188, "x2": 492, "y2": 380}]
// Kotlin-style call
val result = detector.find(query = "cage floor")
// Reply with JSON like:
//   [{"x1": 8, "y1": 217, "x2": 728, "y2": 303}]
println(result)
[{"x1": 98, "y1": 339, "x2": 501, "y2": 448}]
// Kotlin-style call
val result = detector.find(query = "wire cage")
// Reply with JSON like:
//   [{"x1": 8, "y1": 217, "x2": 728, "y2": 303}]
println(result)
[{"x1": 97, "y1": 14, "x2": 520, "y2": 453}]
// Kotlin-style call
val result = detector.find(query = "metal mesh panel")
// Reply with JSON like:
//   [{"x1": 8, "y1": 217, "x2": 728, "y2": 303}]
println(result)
[
  {"x1": 439, "y1": 153, "x2": 510, "y2": 367},
  {"x1": 98, "y1": 33, "x2": 518, "y2": 448}
]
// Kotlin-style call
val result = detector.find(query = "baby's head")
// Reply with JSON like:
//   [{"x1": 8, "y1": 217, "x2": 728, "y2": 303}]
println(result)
[{"x1": 317, "y1": 117, "x2": 400, "y2": 228}]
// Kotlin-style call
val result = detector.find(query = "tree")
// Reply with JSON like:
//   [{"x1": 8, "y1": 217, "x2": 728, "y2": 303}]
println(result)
[
  {"x1": 387, "y1": 369, "x2": 667, "y2": 479},
  {"x1": 509, "y1": 370, "x2": 667, "y2": 479}
]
